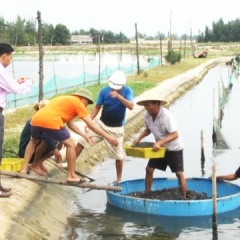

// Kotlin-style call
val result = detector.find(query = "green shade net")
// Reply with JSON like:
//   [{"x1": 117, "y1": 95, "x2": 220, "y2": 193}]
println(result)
[{"x1": 6, "y1": 59, "x2": 160, "y2": 109}]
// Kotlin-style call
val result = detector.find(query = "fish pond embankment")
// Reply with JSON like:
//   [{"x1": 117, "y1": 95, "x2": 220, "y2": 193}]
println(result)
[{"x1": 0, "y1": 57, "x2": 229, "y2": 240}]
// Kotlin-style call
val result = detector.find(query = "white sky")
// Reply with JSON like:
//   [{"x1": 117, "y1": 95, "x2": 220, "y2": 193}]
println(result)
[{"x1": 1, "y1": 0, "x2": 240, "y2": 37}]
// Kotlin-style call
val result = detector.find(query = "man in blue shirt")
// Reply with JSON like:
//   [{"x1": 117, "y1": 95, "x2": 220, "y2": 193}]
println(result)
[{"x1": 76, "y1": 70, "x2": 134, "y2": 184}]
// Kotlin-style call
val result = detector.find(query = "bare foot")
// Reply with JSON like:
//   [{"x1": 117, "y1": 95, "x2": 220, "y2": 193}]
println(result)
[
  {"x1": 29, "y1": 165, "x2": 47, "y2": 176},
  {"x1": 19, "y1": 169, "x2": 29, "y2": 174},
  {"x1": 19, "y1": 163, "x2": 32, "y2": 174},
  {"x1": 67, "y1": 177, "x2": 80, "y2": 182},
  {"x1": 40, "y1": 163, "x2": 49, "y2": 173}
]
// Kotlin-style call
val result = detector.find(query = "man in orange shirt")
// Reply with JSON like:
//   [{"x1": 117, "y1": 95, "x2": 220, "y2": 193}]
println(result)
[{"x1": 20, "y1": 88, "x2": 118, "y2": 183}]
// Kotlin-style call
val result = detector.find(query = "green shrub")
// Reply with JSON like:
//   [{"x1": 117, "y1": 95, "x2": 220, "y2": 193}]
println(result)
[
  {"x1": 143, "y1": 71, "x2": 148, "y2": 77},
  {"x1": 165, "y1": 50, "x2": 181, "y2": 64}
]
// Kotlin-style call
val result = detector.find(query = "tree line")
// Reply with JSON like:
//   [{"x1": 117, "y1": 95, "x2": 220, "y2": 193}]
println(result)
[
  {"x1": 0, "y1": 14, "x2": 192, "y2": 46},
  {"x1": 197, "y1": 18, "x2": 240, "y2": 42},
  {"x1": 1, "y1": 14, "x2": 240, "y2": 46},
  {"x1": 0, "y1": 15, "x2": 130, "y2": 46}
]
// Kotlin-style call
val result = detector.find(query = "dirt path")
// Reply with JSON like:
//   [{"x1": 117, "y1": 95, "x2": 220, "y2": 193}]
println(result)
[{"x1": 0, "y1": 58, "x2": 228, "y2": 240}]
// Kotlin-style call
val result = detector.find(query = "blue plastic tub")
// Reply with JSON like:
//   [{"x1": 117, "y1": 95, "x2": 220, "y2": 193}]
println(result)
[{"x1": 106, "y1": 178, "x2": 240, "y2": 216}]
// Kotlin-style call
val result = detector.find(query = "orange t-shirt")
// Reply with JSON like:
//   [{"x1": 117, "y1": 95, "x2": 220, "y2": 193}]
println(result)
[{"x1": 31, "y1": 95, "x2": 89, "y2": 129}]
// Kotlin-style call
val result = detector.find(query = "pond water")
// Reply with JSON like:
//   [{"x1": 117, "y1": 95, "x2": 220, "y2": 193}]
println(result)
[
  {"x1": 6, "y1": 53, "x2": 158, "y2": 109},
  {"x1": 9, "y1": 53, "x2": 152, "y2": 83},
  {"x1": 61, "y1": 63, "x2": 240, "y2": 240}
]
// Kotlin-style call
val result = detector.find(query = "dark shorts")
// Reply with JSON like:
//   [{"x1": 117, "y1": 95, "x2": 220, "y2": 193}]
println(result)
[
  {"x1": 147, "y1": 149, "x2": 184, "y2": 173},
  {"x1": 31, "y1": 126, "x2": 70, "y2": 142},
  {"x1": 235, "y1": 166, "x2": 240, "y2": 178}
]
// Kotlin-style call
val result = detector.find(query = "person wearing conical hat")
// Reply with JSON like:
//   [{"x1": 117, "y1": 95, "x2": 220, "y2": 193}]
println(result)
[
  {"x1": 133, "y1": 91, "x2": 187, "y2": 197},
  {"x1": 20, "y1": 88, "x2": 119, "y2": 184}
]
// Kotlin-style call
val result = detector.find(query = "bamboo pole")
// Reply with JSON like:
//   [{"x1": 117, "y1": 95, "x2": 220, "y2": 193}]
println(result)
[
  {"x1": 0, "y1": 171, "x2": 121, "y2": 191},
  {"x1": 200, "y1": 130, "x2": 205, "y2": 176},
  {"x1": 52, "y1": 61, "x2": 58, "y2": 95},
  {"x1": 98, "y1": 33, "x2": 101, "y2": 84},
  {"x1": 135, "y1": 23, "x2": 140, "y2": 75},
  {"x1": 184, "y1": 36, "x2": 186, "y2": 59},
  {"x1": 212, "y1": 163, "x2": 218, "y2": 239},
  {"x1": 212, "y1": 88, "x2": 218, "y2": 238},
  {"x1": 159, "y1": 35, "x2": 163, "y2": 66},
  {"x1": 212, "y1": 163, "x2": 217, "y2": 214},
  {"x1": 37, "y1": 11, "x2": 44, "y2": 101}
]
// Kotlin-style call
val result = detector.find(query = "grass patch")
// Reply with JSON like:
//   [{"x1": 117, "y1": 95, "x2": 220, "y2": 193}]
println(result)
[{"x1": 128, "y1": 58, "x2": 207, "y2": 84}]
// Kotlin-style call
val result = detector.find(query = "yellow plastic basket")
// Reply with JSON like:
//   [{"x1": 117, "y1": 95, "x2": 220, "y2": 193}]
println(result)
[
  {"x1": 0, "y1": 158, "x2": 24, "y2": 172},
  {"x1": 125, "y1": 146, "x2": 166, "y2": 159}
]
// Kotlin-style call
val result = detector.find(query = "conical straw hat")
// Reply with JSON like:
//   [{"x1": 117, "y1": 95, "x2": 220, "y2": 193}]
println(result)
[{"x1": 136, "y1": 92, "x2": 168, "y2": 106}]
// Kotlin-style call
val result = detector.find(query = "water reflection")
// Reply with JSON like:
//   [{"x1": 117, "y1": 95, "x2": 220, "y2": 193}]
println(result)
[
  {"x1": 212, "y1": 213, "x2": 218, "y2": 240},
  {"x1": 62, "y1": 63, "x2": 240, "y2": 239},
  {"x1": 63, "y1": 203, "x2": 240, "y2": 240}
]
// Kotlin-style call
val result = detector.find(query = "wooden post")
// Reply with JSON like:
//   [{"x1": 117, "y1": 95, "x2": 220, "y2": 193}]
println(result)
[
  {"x1": 212, "y1": 89, "x2": 217, "y2": 148},
  {"x1": 179, "y1": 37, "x2": 182, "y2": 57},
  {"x1": 212, "y1": 163, "x2": 218, "y2": 239},
  {"x1": 120, "y1": 47, "x2": 123, "y2": 63},
  {"x1": 98, "y1": 33, "x2": 101, "y2": 84},
  {"x1": 167, "y1": 32, "x2": 171, "y2": 52},
  {"x1": 190, "y1": 25, "x2": 194, "y2": 57},
  {"x1": 159, "y1": 35, "x2": 163, "y2": 66},
  {"x1": 169, "y1": 10, "x2": 172, "y2": 51},
  {"x1": 212, "y1": 163, "x2": 217, "y2": 214},
  {"x1": 82, "y1": 54, "x2": 86, "y2": 86},
  {"x1": 37, "y1": 11, "x2": 44, "y2": 101},
  {"x1": 52, "y1": 61, "x2": 58, "y2": 95},
  {"x1": 212, "y1": 102, "x2": 218, "y2": 233},
  {"x1": 201, "y1": 130, "x2": 205, "y2": 176},
  {"x1": 135, "y1": 23, "x2": 140, "y2": 75},
  {"x1": 184, "y1": 35, "x2": 186, "y2": 59}
]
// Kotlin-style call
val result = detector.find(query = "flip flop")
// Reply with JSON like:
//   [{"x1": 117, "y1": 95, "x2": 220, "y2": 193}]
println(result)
[{"x1": 66, "y1": 179, "x2": 86, "y2": 185}]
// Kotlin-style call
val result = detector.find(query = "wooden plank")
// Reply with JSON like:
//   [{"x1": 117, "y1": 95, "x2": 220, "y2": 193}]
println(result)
[{"x1": 0, "y1": 170, "x2": 121, "y2": 191}]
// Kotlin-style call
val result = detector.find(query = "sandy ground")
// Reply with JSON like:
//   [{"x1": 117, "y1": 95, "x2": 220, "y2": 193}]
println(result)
[{"x1": 0, "y1": 58, "x2": 229, "y2": 240}]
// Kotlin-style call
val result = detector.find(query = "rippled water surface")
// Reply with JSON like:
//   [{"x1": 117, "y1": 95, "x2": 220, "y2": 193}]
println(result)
[{"x1": 62, "y1": 63, "x2": 240, "y2": 240}]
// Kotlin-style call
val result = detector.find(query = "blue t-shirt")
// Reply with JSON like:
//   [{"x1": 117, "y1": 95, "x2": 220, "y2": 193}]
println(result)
[{"x1": 97, "y1": 85, "x2": 134, "y2": 127}]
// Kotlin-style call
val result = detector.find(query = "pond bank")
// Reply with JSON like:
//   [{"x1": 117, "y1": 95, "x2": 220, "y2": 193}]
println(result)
[{"x1": 0, "y1": 57, "x2": 229, "y2": 240}]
